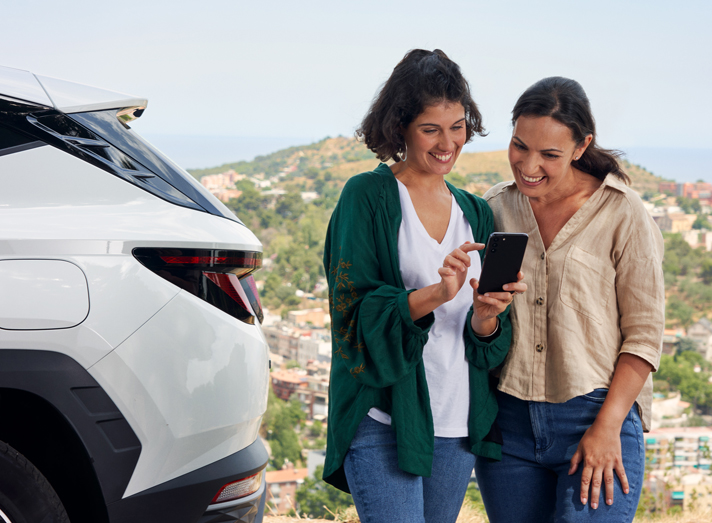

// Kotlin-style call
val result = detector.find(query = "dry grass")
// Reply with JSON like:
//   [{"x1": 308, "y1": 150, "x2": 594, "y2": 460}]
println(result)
[{"x1": 264, "y1": 504, "x2": 712, "y2": 523}]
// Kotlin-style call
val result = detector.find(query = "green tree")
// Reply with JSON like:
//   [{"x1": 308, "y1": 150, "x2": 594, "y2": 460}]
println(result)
[
  {"x1": 656, "y1": 353, "x2": 712, "y2": 414},
  {"x1": 666, "y1": 296, "x2": 695, "y2": 327},
  {"x1": 701, "y1": 259, "x2": 712, "y2": 285},
  {"x1": 308, "y1": 420, "x2": 323, "y2": 438},
  {"x1": 262, "y1": 389, "x2": 306, "y2": 469},
  {"x1": 676, "y1": 337, "x2": 701, "y2": 355},
  {"x1": 677, "y1": 196, "x2": 701, "y2": 214},
  {"x1": 662, "y1": 250, "x2": 681, "y2": 276},
  {"x1": 276, "y1": 191, "x2": 305, "y2": 220},
  {"x1": 294, "y1": 465, "x2": 354, "y2": 520},
  {"x1": 693, "y1": 215, "x2": 712, "y2": 230}
]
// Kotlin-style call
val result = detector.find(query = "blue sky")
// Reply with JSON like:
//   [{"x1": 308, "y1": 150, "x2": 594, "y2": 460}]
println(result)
[{"x1": 2, "y1": 1, "x2": 710, "y2": 179}]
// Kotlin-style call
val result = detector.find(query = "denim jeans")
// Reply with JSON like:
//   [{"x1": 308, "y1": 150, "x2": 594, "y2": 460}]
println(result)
[
  {"x1": 343, "y1": 416, "x2": 475, "y2": 523},
  {"x1": 475, "y1": 390, "x2": 645, "y2": 523}
]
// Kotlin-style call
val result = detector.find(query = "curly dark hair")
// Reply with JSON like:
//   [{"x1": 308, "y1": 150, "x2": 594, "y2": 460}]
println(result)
[
  {"x1": 512, "y1": 77, "x2": 629, "y2": 184},
  {"x1": 356, "y1": 49, "x2": 486, "y2": 163}
]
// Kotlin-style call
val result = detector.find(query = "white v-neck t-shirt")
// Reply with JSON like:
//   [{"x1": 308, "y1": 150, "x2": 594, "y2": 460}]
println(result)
[{"x1": 368, "y1": 179, "x2": 482, "y2": 437}]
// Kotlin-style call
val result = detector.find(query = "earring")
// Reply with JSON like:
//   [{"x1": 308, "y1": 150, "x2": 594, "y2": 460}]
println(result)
[
  {"x1": 574, "y1": 156, "x2": 579, "y2": 161},
  {"x1": 399, "y1": 145, "x2": 407, "y2": 162}
]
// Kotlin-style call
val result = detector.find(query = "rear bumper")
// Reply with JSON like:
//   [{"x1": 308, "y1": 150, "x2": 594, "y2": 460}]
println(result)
[{"x1": 107, "y1": 438, "x2": 268, "y2": 523}]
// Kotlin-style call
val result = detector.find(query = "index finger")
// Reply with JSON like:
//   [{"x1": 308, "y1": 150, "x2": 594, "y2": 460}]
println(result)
[{"x1": 460, "y1": 242, "x2": 485, "y2": 252}]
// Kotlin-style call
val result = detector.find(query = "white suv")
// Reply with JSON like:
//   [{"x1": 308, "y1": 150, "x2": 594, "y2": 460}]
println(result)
[{"x1": 0, "y1": 66, "x2": 270, "y2": 523}]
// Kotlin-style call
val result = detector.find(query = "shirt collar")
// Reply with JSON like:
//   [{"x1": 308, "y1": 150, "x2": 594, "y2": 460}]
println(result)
[{"x1": 500, "y1": 173, "x2": 627, "y2": 195}]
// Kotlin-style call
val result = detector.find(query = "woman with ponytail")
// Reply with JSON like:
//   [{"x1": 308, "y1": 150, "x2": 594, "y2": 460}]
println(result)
[{"x1": 477, "y1": 77, "x2": 664, "y2": 522}]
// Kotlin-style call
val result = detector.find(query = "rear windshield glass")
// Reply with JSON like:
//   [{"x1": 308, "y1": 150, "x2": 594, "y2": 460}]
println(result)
[
  {"x1": 68, "y1": 111, "x2": 239, "y2": 223},
  {"x1": 0, "y1": 125, "x2": 44, "y2": 157}
]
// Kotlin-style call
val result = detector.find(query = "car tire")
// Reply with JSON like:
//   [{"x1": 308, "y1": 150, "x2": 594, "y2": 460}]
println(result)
[{"x1": 0, "y1": 440, "x2": 69, "y2": 523}]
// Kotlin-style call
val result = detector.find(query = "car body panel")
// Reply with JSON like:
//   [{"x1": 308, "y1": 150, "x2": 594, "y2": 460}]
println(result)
[
  {"x1": 89, "y1": 290, "x2": 269, "y2": 497},
  {"x1": 0, "y1": 259, "x2": 89, "y2": 329}
]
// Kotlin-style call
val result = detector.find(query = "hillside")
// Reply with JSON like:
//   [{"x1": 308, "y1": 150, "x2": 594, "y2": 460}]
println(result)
[
  {"x1": 189, "y1": 136, "x2": 664, "y2": 196},
  {"x1": 195, "y1": 136, "x2": 712, "y2": 332}
]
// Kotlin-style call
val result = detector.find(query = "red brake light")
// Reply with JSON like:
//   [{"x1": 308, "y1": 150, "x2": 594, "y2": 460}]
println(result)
[
  {"x1": 211, "y1": 470, "x2": 264, "y2": 504},
  {"x1": 133, "y1": 248, "x2": 264, "y2": 324}
]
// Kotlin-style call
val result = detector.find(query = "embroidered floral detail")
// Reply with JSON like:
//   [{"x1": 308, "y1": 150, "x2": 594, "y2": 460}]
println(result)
[
  {"x1": 337, "y1": 326, "x2": 353, "y2": 343},
  {"x1": 328, "y1": 252, "x2": 364, "y2": 373}
]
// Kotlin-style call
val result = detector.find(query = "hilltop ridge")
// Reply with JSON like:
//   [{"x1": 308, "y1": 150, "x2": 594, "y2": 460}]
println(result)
[{"x1": 188, "y1": 136, "x2": 664, "y2": 196}]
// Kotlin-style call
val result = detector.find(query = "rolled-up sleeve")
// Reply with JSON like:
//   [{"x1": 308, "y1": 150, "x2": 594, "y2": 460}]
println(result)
[
  {"x1": 325, "y1": 175, "x2": 433, "y2": 389},
  {"x1": 616, "y1": 212, "x2": 665, "y2": 371}
]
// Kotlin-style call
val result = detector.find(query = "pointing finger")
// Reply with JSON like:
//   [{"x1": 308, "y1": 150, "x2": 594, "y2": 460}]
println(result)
[{"x1": 461, "y1": 242, "x2": 485, "y2": 252}]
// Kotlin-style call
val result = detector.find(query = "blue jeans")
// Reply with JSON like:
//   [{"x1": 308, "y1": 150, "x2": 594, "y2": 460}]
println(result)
[
  {"x1": 343, "y1": 416, "x2": 475, "y2": 523},
  {"x1": 475, "y1": 390, "x2": 645, "y2": 523}
]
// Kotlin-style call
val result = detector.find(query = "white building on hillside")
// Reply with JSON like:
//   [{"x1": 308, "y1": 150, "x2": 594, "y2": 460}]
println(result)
[{"x1": 688, "y1": 318, "x2": 712, "y2": 361}]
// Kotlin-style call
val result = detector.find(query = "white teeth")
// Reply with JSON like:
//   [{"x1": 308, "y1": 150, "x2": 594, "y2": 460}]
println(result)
[
  {"x1": 521, "y1": 174, "x2": 544, "y2": 183},
  {"x1": 431, "y1": 153, "x2": 452, "y2": 161}
]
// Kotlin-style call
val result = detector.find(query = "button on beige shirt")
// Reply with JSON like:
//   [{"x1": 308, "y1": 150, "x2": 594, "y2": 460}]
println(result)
[{"x1": 484, "y1": 175, "x2": 664, "y2": 431}]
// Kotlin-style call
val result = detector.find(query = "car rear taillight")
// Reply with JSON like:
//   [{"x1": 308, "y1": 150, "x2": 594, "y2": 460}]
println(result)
[
  {"x1": 133, "y1": 248, "x2": 263, "y2": 324},
  {"x1": 211, "y1": 470, "x2": 264, "y2": 504}
]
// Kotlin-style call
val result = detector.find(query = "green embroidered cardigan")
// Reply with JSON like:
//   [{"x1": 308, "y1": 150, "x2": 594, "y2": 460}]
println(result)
[{"x1": 323, "y1": 163, "x2": 512, "y2": 493}]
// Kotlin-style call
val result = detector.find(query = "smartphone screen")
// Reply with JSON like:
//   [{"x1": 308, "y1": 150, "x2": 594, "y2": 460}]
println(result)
[{"x1": 477, "y1": 233, "x2": 529, "y2": 294}]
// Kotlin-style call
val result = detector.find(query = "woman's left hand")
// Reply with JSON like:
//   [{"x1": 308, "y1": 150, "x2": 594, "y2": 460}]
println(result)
[
  {"x1": 569, "y1": 422, "x2": 629, "y2": 509},
  {"x1": 470, "y1": 271, "x2": 527, "y2": 321}
]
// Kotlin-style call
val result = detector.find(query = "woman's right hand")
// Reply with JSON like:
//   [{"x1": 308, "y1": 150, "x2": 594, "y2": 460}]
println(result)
[{"x1": 437, "y1": 242, "x2": 484, "y2": 302}]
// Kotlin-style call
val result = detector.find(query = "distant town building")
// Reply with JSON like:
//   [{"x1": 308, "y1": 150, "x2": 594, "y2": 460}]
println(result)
[
  {"x1": 270, "y1": 369, "x2": 307, "y2": 401},
  {"x1": 680, "y1": 182, "x2": 712, "y2": 204},
  {"x1": 688, "y1": 318, "x2": 712, "y2": 362},
  {"x1": 659, "y1": 181, "x2": 712, "y2": 205},
  {"x1": 293, "y1": 375, "x2": 329, "y2": 420},
  {"x1": 681, "y1": 230, "x2": 712, "y2": 251},
  {"x1": 263, "y1": 324, "x2": 308, "y2": 362},
  {"x1": 300, "y1": 191, "x2": 319, "y2": 202},
  {"x1": 657, "y1": 212, "x2": 697, "y2": 233},
  {"x1": 214, "y1": 189, "x2": 242, "y2": 202},
  {"x1": 306, "y1": 450, "x2": 326, "y2": 478},
  {"x1": 262, "y1": 189, "x2": 287, "y2": 197},
  {"x1": 288, "y1": 308, "x2": 328, "y2": 328},
  {"x1": 659, "y1": 181, "x2": 678, "y2": 195},
  {"x1": 297, "y1": 331, "x2": 331, "y2": 368},
  {"x1": 249, "y1": 177, "x2": 272, "y2": 189},
  {"x1": 644, "y1": 427, "x2": 712, "y2": 511},
  {"x1": 199, "y1": 170, "x2": 246, "y2": 201},
  {"x1": 265, "y1": 462, "x2": 309, "y2": 514},
  {"x1": 263, "y1": 321, "x2": 332, "y2": 366},
  {"x1": 646, "y1": 427, "x2": 712, "y2": 471},
  {"x1": 662, "y1": 328, "x2": 686, "y2": 355},
  {"x1": 651, "y1": 391, "x2": 691, "y2": 429}
]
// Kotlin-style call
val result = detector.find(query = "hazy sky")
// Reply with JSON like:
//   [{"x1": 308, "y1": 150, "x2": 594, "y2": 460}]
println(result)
[{"x1": 2, "y1": 1, "x2": 710, "y2": 177}]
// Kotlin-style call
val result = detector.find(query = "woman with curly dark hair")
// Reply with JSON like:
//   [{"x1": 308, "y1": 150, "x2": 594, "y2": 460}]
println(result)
[{"x1": 322, "y1": 49, "x2": 526, "y2": 523}]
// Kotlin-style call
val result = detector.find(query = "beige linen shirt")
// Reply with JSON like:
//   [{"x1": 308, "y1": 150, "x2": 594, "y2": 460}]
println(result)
[{"x1": 484, "y1": 175, "x2": 664, "y2": 431}]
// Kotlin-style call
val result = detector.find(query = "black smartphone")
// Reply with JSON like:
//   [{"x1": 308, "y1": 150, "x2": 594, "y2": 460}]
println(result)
[{"x1": 477, "y1": 233, "x2": 529, "y2": 294}]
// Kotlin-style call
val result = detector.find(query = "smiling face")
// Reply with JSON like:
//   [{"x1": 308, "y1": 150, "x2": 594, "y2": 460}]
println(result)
[
  {"x1": 401, "y1": 101, "x2": 466, "y2": 176},
  {"x1": 508, "y1": 115, "x2": 592, "y2": 202}
]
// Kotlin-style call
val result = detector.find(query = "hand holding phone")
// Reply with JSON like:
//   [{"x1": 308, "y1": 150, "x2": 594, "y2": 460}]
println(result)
[{"x1": 477, "y1": 233, "x2": 528, "y2": 294}]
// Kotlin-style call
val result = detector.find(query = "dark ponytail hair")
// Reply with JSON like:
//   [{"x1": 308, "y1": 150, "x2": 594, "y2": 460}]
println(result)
[
  {"x1": 357, "y1": 49, "x2": 486, "y2": 162},
  {"x1": 512, "y1": 77, "x2": 629, "y2": 184}
]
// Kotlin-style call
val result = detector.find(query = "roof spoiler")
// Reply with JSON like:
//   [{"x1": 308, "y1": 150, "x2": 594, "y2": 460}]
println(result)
[{"x1": 0, "y1": 65, "x2": 147, "y2": 119}]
